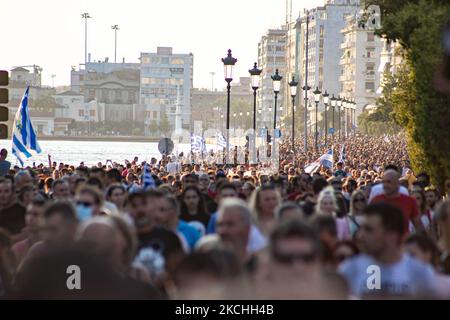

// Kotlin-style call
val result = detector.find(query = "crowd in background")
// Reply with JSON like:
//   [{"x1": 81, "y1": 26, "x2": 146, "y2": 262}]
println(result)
[{"x1": 0, "y1": 133, "x2": 449, "y2": 299}]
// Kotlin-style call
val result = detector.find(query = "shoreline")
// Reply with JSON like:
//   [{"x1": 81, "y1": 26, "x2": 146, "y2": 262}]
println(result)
[{"x1": 1, "y1": 136, "x2": 161, "y2": 143}]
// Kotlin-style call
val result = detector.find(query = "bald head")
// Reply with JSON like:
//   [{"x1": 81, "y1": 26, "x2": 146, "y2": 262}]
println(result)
[{"x1": 382, "y1": 169, "x2": 400, "y2": 196}]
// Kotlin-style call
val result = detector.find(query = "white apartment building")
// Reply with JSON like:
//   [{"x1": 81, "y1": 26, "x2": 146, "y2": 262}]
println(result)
[
  {"x1": 139, "y1": 47, "x2": 193, "y2": 133},
  {"x1": 257, "y1": 27, "x2": 287, "y2": 129},
  {"x1": 340, "y1": 11, "x2": 383, "y2": 117}
]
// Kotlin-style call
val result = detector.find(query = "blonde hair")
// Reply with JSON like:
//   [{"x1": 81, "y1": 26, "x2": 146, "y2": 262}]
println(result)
[
  {"x1": 315, "y1": 186, "x2": 338, "y2": 215},
  {"x1": 248, "y1": 186, "x2": 282, "y2": 224}
]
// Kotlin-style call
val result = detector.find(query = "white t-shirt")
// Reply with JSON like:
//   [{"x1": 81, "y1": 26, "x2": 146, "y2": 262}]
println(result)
[
  {"x1": 368, "y1": 184, "x2": 409, "y2": 203},
  {"x1": 247, "y1": 225, "x2": 268, "y2": 253},
  {"x1": 339, "y1": 253, "x2": 437, "y2": 298},
  {"x1": 166, "y1": 162, "x2": 181, "y2": 174}
]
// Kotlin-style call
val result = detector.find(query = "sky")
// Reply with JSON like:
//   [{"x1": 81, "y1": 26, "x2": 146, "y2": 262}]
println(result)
[{"x1": 0, "y1": 0, "x2": 324, "y2": 90}]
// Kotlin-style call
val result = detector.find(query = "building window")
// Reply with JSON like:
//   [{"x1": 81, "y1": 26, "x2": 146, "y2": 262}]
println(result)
[
  {"x1": 88, "y1": 89, "x2": 95, "y2": 101},
  {"x1": 171, "y1": 58, "x2": 184, "y2": 65},
  {"x1": 115, "y1": 90, "x2": 122, "y2": 102},
  {"x1": 79, "y1": 110, "x2": 84, "y2": 117},
  {"x1": 367, "y1": 33, "x2": 375, "y2": 42},
  {"x1": 365, "y1": 82, "x2": 375, "y2": 91}
]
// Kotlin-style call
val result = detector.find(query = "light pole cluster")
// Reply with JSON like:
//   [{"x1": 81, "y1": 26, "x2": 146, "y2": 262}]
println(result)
[{"x1": 220, "y1": 49, "x2": 357, "y2": 163}]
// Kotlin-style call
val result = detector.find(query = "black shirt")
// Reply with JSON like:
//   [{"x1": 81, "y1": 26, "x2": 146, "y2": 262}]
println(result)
[{"x1": 0, "y1": 203, "x2": 26, "y2": 235}]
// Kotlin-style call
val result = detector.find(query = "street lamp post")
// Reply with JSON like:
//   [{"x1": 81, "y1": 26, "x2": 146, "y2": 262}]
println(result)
[
  {"x1": 222, "y1": 49, "x2": 237, "y2": 164},
  {"x1": 289, "y1": 76, "x2": 298, "y2": 153},
  {"x1": 337, "y1": 96, "x2": 342, "y2": 140},
  {"x1": 271, "y1": 69, "x2": 282, "y2": 131},
  {"x1": 342, "y1": 99, "x2": 347, "y2": 139},
  {"x1": 81, "y1": 13, "x2": 91, "y2": 71},
  {"x1": 249, "y1": 63, "x2": 261, "y2": 163},
  {"x1": 330, "y1": 94, "x2": 337, "y2": 141},
  {"x1": 303, "y1": 12, "x2": 311, "y2": 153},
  {"x1": 352, "y1": 100, "x2": 356, "y2": 137},
  {"x1": 111, "y1": 25, "x2": 119, "y2": 63},
  {"x1": 322, "y1": 91, "x2": 329, "y2": 146},
  {"x1": 313, "y1": 87, "x2": 321, "y2": 151}
]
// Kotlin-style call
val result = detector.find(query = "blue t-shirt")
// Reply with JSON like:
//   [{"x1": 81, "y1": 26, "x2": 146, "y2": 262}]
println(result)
[
  {"x1": 0, "y1": 160, "x2": 11, "y2": 177},
  {"x1": 339, "y1": 253, "x2": 437, "y2": 298},
  {"x1": 206, "y1": 212, "x2": 217, "y2": 234},
  {"x1": 177, "y1": 220, "x2": 201, "y2": 250}
]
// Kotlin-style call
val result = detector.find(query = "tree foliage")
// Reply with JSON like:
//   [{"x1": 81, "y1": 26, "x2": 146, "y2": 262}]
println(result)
[{"x1": 365, "y1": 0, "x2": 450, "y2": 189}]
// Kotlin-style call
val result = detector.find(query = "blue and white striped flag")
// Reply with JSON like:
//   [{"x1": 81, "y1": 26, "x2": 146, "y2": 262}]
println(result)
[
  {"x1": 319, "y1": 149, "x2": 334, "y2": 169},
  {"x1": 191, "y1": 134, "x2": 205, "y2": 152},
  {"x1": 11, "y1": 87, "x2": 42, "y2": 166},
  {"x1": 216, "y1": 132, "x2": 227, "y2": 149},
  {"x1": 304, "y1": 149, "x2": 334, "y2": 174},
  {"x1": 142, "y1": 164, "x2": 156, "y2": 190}
]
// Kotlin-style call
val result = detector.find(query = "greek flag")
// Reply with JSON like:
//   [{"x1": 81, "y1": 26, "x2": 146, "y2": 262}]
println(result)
[
  {"x1": 304, "y1": 149, "x2": 334, "y2": 174},
  {"x1": 142, "y1": 164, "x2": 156, "y2": 190},
  {"x1": 11, "y1": 87, "x2": 42, "y2": 166},
  {"x1": 216, "y1": 132, "x2": 227, "y2": 148},
  {"x1": 191, "y1": 134, "x2": 205, "y2": 152},
  {"x1": 338, "y1": 144, "x2": 346, "y2": 164}
]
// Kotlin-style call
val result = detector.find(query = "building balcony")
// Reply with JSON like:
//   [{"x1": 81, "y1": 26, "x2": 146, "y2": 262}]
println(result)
[
  {"x1": 339, "y1": 57, "x2": 355, "y2": 65},
  {"x1": 365, "y1": 73, "x2": 376, "y2": 80},
  {"x1": 366, "y1": 41, "x2": 377, "y2": 48}
]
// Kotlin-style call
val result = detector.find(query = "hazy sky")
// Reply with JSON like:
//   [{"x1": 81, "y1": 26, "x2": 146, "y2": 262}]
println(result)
[{"x1": 0, "y1": 0, "x2": 323, "y2": 90}]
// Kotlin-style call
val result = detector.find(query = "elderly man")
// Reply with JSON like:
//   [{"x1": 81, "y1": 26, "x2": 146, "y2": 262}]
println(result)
[{"x1": 216, "y1": 198, "x2": 252, "y2": 264}]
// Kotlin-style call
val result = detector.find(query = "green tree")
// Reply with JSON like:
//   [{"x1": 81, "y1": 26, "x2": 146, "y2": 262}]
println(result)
[
  {"x1": 364, "y1": 0, "x2": 450, "y2": 189},
  {"x1": 149, "y1": 120, "x2": 159, "y2": 136}
]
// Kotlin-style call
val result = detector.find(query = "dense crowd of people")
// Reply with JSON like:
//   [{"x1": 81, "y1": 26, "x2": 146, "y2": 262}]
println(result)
[{"x1": 0, "y1": 133, "x2": 449, "y2": 299}]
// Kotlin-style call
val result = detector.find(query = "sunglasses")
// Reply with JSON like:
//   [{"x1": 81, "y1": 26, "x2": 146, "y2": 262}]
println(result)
[
  {"x1": 77, "y1": 201, "x2": 94, "y2": 207},
  {"x1": 273, "y1": 251, "x2": 316, "y2": 264},
  {"x1": 353, "y1": 198, "x2": 365, "y2": 203}
]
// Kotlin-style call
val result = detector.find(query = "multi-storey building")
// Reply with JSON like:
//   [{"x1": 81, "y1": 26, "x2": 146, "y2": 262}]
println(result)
[{"x1": 139, "y1": 47, "x2": 193, "y2": 133}]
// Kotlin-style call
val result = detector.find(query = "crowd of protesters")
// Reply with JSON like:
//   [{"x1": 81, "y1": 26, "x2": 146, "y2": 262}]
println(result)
[{"x1": 0, "y1": 133, "x2": 449, "y2": 299}]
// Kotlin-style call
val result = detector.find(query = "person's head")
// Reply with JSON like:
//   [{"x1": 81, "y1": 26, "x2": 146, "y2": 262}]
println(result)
[
  {"x1": 259, "y1": 174, "x2": 270, "y2": 186},
  {"x1": 404, "y1": 234, "x2": 439, "y2": 268},
  {"x1": 106, "y1": 184, "x2": 127, "y2": 210},
  {"x1": 76, "y1": 215, "x2": 134, "y2": 273},
  {"x1": 358, "y1": 203, "x2": 405, "y2": 258},
  {"x1": 311, "y1": 215, "x2": 338, "y2": 256},
  {"x1": 0, "y1": 148, "x2": 8, "y2": 161},
  {"x1": 198, "y1": 173, "x2": 210, "y2": 193},
  {"x1": 345, "y1": 179, "x2": 357, "y2": 194},
  {"x1": 171, "y1": 249, "x2": 242, "y2": 299},
  {"x1": 350, "y1": 190, "x2": 367, "y2": 214},
  {"x1": 0, "y1": 178, "x2": 14, "y2": 207},
  {"x1": 270, "y1": 220, "x2": 322, "y2": 276},
  {"x1": 249, "y1": 185, "x2": 281, "y2": 221},
  {"x1": 411, "y1": 189, "x2": 427, "y2": 214},
  {"x1": 382, "y1": 169, "x2": 400, "y2": 196},
  {"x1": 216, "y1": 183, "x2": 238, "y2": 203},
  {"x1": 127, "y1": 191, "x2": 149, "y2": 234},
  {"x1": 181, "y1": 185, "x2": 207, "y2": 214},
  {"x1": 14, "y1": 170, "x2": 33, "y2": 190},
  {"x1": 52, "y1": 179, "x2": 70, "y2": 200},
  {"x1": 416, "y1": 172, "x2": 430, "y2": 189},
  {"x1": 75, "y1": 186, "x2": 104, "y2": 217},
  {"x1": 241, "y1": 181, "x2": 255, "y2": 199},
  {"x1": 330, "y1": 178, "x2": 343, "y2": 193},
  {"x1": 18, "y1": 185, "x2": 36, "y2": 208},
  {"x1": 42, "y1": 201, "x2": 78, "y2": 243},
  {"x1": 181, "y1": 173, "x2": 199, "y2": 189},
  {"x1": 316, "y1": 186, "x2": 337, "y2": 215},
  {"x1": 25, "y1": 198, "x2": 47, "y2": 234},
  {"x1": 312, "y1": 177, "x2": 328, "y2": 196},
  {"x1": 106, "y1": 168, "x2": 122, "y2": 186},
  {"x1": 424, "y1": 187, "x2": 439, "y2": 209},
  {"x1": 157, "y1": 195, "x2": 180, "y2": 231},
  {"x1": 216, "y1": 198, "x2": 251, "y2": 256},
  {"x1": 334, "y1": 240, "x2": 359, "y2": 264},
  {"x1": 275, "y1": 202, "x2": 304, "y2": 222}
]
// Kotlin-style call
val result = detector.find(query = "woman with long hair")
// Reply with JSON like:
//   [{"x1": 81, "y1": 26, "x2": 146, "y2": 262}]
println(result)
[
  {"x1": 411, "y1": 189, "x2": 433, "y2": 233},
  {"x1": 179, "y1": 185, "x2": 210, "y2": 232},
  {"x1": 315, "y1": 186, "x2": 350, "y2": 241},
  {"x1": 348, "y1": 190, "x2": 368, "y2": 237},
  {"x1": 249, "y1": 185, "x2": 281, "y2": 235}
]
